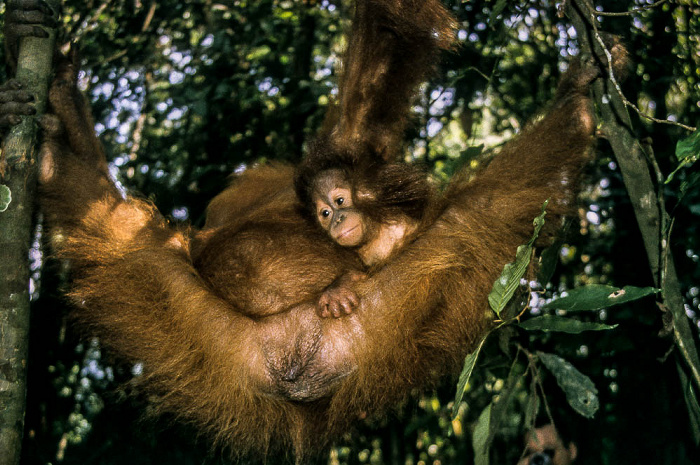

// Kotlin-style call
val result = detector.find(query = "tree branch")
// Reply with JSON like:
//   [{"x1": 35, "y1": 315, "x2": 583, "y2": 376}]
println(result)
[
  {"x1": 566, "y1": 0, "x2": 700, "y2": 395},
  {"x1": 0, "y1": 2, "x2": 60, "y2": 464}
]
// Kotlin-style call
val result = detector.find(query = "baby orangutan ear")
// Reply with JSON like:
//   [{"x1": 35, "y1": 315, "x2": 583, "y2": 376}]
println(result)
[{"x1": 354, "y1": 186, "x2": 376, "y2": 203}]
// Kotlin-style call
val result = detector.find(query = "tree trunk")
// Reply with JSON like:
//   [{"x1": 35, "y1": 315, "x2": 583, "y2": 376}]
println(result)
[
  {"x1": 567, "y1": 0, "x2": 700, "y2": 441},
  {"x1": 0, "y1": 2, "x2": 60, "y2": 464}
]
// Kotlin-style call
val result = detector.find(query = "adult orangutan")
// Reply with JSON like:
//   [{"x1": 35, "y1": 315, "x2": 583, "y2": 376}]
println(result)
[{"x1": 0, "y1": 0, "x2": 621, "y2": 461}]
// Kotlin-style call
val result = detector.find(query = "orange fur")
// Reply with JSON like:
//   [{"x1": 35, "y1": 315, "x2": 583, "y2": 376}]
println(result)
[
  {"x1": 35, "y1": 1, "x2": 608, "y2": 462},
  {"x1": 319, "y1": 0, "x2": 456, "y2": 161}
]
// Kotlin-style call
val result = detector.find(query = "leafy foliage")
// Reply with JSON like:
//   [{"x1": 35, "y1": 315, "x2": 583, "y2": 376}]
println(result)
[
  {"x1": 537, "y1": 352, "x2": 599, "y2": 419},
  {"x1": 4, "y1": 0, "x2": 699, "y2": 464},
  {"x1": 453, "y1": 336, "x2": 487, "y2": 418},
  {"x1": 542, "y1": 285, "x2": 659, "y2": 313},
  {"x1": 519, "y1": 315, "x2": 617, "y2": 333},
  {"x1": 668, "y1": 128, "x2": 700, "y2": 184},
  {"x1": 488, "y1": 201, "x2": 547, "y2": 318},
  {"x1": 472, "y1": 404, "x2": 491, "y2": 465}
]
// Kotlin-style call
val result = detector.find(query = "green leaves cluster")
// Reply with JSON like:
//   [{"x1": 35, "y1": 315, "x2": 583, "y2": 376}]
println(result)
[
  {"x1": 2, "y1": 0, "x2": 696, "y2": 462},
  {"x1": 453, "y1": 203, "x2": 660, "y2": 464}
]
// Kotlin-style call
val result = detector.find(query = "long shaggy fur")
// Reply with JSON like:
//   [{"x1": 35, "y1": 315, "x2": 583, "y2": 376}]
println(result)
[
  {"x1": 295, "y1": 0, "x2": 456, "y2": 236},
  {"x1": 317, "y1": 0, "x2": 457, "y2": 161},
  {"x1": 34, "y1": 0, "x2": 624, "y2": 461}
]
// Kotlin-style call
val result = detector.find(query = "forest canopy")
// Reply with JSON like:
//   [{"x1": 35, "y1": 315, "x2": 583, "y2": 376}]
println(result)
[{"x1": 0, "y1": 0, "x2": 699, "y2": 464}]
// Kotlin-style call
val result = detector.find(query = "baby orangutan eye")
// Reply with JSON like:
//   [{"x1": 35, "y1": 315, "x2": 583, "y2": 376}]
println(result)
[{"x1": 335, "y1": 197, "x2": 344, "y2": 206}]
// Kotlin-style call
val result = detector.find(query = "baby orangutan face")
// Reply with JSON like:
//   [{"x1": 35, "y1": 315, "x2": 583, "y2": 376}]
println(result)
[{"x1": 313, "y1": 169, "x2": 367, "y2": 248}]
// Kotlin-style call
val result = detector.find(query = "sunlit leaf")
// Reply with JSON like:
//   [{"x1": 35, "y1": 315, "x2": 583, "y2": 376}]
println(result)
[
  {"x1": 537, "y1": 352, "x2": 599, "y2": 418},
  {"x1": 488, "y1": 244, "x2": 531, "y2": 317},
  {"x1": 276, "y1": 10, "x2": 294, "y2": 20},
  {"x1": 0, "y1": 185, "x2": 11, "y2": 212},
  {"x1": 666, "y1": 129, "x2": 700, "y2": 183},
  {"x1": 452, "y1": 336, "x2": 487, "y2": 418},
  {"x1": 520, "y1": 315, "x2": 618, "y2": 333},
  {"x1": 473, "y1": 403, "x2": 491, "y2": 465},
  {"x1": 542, "y1": 285, "x2": 658, "y2": 312},
  {"x1": 488, "y1": 201, "x2": 547, "y2": 317},
  {"x1": 246, "y1": 45, "x2": 272, "y2": 61}
]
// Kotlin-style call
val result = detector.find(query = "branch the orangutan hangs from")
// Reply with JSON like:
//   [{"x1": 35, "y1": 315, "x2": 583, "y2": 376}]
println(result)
[{"x1": 0, "y1": 0, "x2": 627, "y2": 461}]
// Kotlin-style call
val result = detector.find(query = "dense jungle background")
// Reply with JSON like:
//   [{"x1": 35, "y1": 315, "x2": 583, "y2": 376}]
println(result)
[{"x1": 1, "y1": 0, "x2": 699, "y2": 464}]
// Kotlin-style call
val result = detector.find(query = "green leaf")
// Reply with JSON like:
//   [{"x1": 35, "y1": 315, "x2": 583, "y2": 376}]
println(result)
[
  {"x1": 246, "y1": 45, "x2": 272, "y2": 61},
  {"x1": 523, "y1": 392, "x2": 540, "y2": 431},
  {"x1": 473, "y1": 403, "x2": 491, "y2": 465},
  {"x1": 0, "y1": 185, "x2": 11, "y2": 212},
  {"x1": 666, "y1": 129, "x2": 700, "y2": 184},
  {"x1": 537, "y1": 242, "x2": 561, "y2": 285},
  {"x1": 452, "y1": 336, "x2": 487, "y2": 418},
  {"x1": 530, "y1": 201, "x2": 548, "y2": 245},
  {"x1": 464, "y1": 144, "x2": 485, "y2": 159},
  {"x1": 520, "y1": 315, "x2": 618, "y2": 333},
  {"x1": 276, "y1": 10, "x2": 295, "y2": 21},
  {"x1": 485, "y1": 357, "x2": 521, "y2": 448},
  {"x1": 542, "y1": 285, "x2": 658, "y2": 312},
  {"x1": 488, "y1": 201, "x2": 548, "y2": 317},
  {"x1": 488, "y1": 244, "x2": 531, "y2": 317},
  {"x1": 537, "y1": 352, "x2": 599, "y2": 418},
  {"x1": 488, "y1": 0, "x2": 509, "y2": 25},
  {"x1": 675, "y1": 129, "x2": 700, "y2": 162},
  {"x1": 444, "y1": 144, "x2": 485, "y2": 178},
  {"x1": 680, "y1": 171, "x2": 700, "y2": 199}
]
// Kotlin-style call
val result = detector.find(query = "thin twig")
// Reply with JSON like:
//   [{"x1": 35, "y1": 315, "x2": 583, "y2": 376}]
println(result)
[
  {"x1": 560, "y1": 0, "x2": 695, "y2": 131},
  {"x1": 589, "y1": 20, "x2": 696, "y2": 132},
  {"x1": 141, "y1": 0, "x2": 157, "y2": 32},
  {"x1": 595, "y1": 0, "x2": 670, "y2": 17}
]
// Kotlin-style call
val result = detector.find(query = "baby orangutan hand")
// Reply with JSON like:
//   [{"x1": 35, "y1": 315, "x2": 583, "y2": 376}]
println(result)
[{"x1": 317, "y1": 270, "x2": 366, "y2": 318}]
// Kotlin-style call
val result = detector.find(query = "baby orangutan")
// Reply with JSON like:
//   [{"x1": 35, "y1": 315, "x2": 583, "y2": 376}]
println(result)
[
  {"x1": 296, "y1": 153, "x2": 437, "y2": 318},
  {"x1": 312, "y1": 169, "x2": 420, "y2": 264}
]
